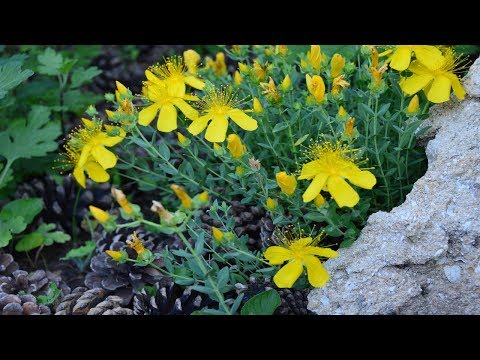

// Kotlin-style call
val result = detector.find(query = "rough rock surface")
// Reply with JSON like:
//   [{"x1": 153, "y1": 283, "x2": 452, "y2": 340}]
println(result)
[{"x1": 308, "y1": 57, "x2": 480, "y2": 315}]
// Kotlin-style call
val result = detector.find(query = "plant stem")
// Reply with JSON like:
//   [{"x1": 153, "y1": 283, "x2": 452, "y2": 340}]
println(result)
[
  {"x1": 71, "y1": 186, "x2": 81, "y2": 244},
  {"x1": 372, "y1": 96, "x2": 391, "y2": 209},
  {"x1": 0, "y1": 159, "x2": 13, "y2": 189}
]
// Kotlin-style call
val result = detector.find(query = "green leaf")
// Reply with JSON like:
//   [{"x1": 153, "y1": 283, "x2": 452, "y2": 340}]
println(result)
[
  {"x1": 1, "y1": 197, "x2": 43, "y2": 225},
  {"x1": 294, "y1": 134, "x2": 309, "y2": 146},
  {"x1": 61, "y1": 240, "x2": 96, "y2": 260},
  {"x1": 0, "y1": 106, "x2": 60, "y2": 163},
  {"x1": 15, "y1": 232, "x2": 44, "y2": 252},
  {"x1": 157, "y1": 142, "x2": 171, "y2": 161},
  {"x1": 230, "y1": 293, "x2": 245, "y2": 314},
  {"x1": 191, "y1": 309, "x2": 227, "y2": 315},
  {"x1": 36, "y1": 282, "x2": 61, "y2": 305},
  {"x1": 0, "y1": 61, "x2": 33, "y2": 99},
  {"x1": 36, "y1": 223, "x2": 71, "y2": 246},
  {"x1": 217, "y1": 266, "x2": 230, "y2": 290},
  {"x1": 70, "y1": 66, "x2": 102, "y2": 88},
  {"x1": 0, "y1": 221, "x2": 15, "y2": 247},
  {"x1": 37, "y1": 48, "x2": 63, "y2": 76},
  {"x1": 272, "y1": 122, "x2": 289, "y2": 133},
  {"x1": 241, "y1": 289, "x2": 281, "y2": 315}
]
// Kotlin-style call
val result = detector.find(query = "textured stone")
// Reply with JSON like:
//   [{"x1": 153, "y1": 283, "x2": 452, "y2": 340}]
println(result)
[
  {"x1": 308, "y1": 57, "x2": 480, "y2": 315},
  {"x1": 463, "y1": 57, "x2": 480, "y2": 97}
]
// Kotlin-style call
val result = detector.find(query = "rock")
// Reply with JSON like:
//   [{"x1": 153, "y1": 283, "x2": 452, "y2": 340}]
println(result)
[
  {"x1": 308, "y1": 57, "x2": 480, "y2": 315},
  {"x1": 463, "y1": 56, "x2": 480, "y2": 97}
]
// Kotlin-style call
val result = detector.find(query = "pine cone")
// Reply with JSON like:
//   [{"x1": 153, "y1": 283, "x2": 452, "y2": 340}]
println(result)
[
  {"x1": 133, "y1": 282, "x2": 212, "y2": 315},
  {"x1": 275, "y1": 288, "x2": 314, "y2": 315},
  {"x1": 15, "y1": 175, "x2": 112, "y2": 235},
  {"x1": 0, "y1": 292, "x2": 51, "y2": 315},
  {"x1": 237, "y1": 276, "x2": 273, "y2": 304},
  {"x1": 259, "y1": 216, "x2": 275, "y2": 248},
  {"x1": 199, "y1": 200, "x2": 266, "y2": 251},
  {"x1": 55, "y1": 287, "x2": 132, "y2": 315},
  {"x1": 85, "y1": 229, "x2": 177, "y2": 305},
  {"x1": 0, "y1": 251, "x2": 19, "y2": 277}
]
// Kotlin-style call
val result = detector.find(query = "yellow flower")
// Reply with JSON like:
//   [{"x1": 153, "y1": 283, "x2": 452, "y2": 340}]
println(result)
[
  {"x1": 126, "y1": 232, "x2": 145, "y2": 255},
  {"x1": 338, "y1": 106, "x2": 347, "y2": 117},
  {"x1": 147, "y1": 56, "x2": 204, "y2": 97},
  {"x1": 264, "y1": 229, "x2": 338, "y2": 288},
  {"x1": 253, "y1": 97, "x2": 263, "y2": 113},
  {"x1": 75, "y1": 118, "x2": 125, "y2": 171},
  {"x1": 187, "y1": 87, "x2": 258, "y2": 143},
  {"x1": 89, "y1": 205, "x2": 110, "y2": 224},
  {"x1": 139, "y1": 76, "x2": 199, "y2": 132},
  {"x1": 198, "y1": 191, "x2": 209, "y2": 203},
  {"x1": 231, "y1": 45, "x2": 241, "y2": 54},
  {"x1": 265, "y1": 47, "x2": 272, "y2": 56},
  {"x1": 106, "y1": 250, "x2": 125, "y2": 261},
  {"x1": 183, "y1": 49, "x2": 201, "y2": 75},
  {"x1": 407, "y1": 95, "x2": 419, "y2": 114},
  {"x1": 234, "y1": 70, "x2": 243, "y2": 86},
  {"x1": 345, "y1": 117, "x2": 355, "y2": 137},
  {"x1": 281, "y1": 74, "x2": 291, "y2": 91},
  {"x1": 62, "y1": 144, "x2": 110, "y2": 188},
  {"x1": 275, "y1": 171, "x2": 297, "y2": 196},
  {"x1": 260, "y1": 76, "x2": 279, "y2": 102},
  {"x1": 306, "y1": 74, "x2": 325, "y2": 103},
  {"x1": 389, "y1": 45, "x2": 444, "y2": 71},
  {"x1": 114, "y1": 81, "x2": 128, "y2": 103},
  {"x1": 370, "y1": 64, "x2": 388, "y2": 87},
  {"x1": 238, "y1": 62, "x2": 249, "y2": 73},
  {"x1": 227, "y1": 134, "x2": 246, "y2": 158},
  {"x1": 275, "y1": 45, "x2": 288, "y2": 55},
  {"x1": 330, "y1": 53, "x2": 345, "y2": 78},
  {"x1": 170, "y1": 184, "x2": 192, "y2": 209},
  {"x1": 400, "y1": 48, "x2": 466, "y2": 103},
  {"x1": 177, "y1": 131, "x2": 189, "y2": 145},
  {"x1": 235, "y1": 166, "x2": 245, "y2": 176},
  {"x1": 299, "y1": 141, "x2": 376, "y2": 208},
  {"x1": 206, "y1": 52, "x2": 227, "y2": 76},
  {"x1": 314, "y1": 194, "x2": 326, "y2": 206},
  {"x1": 111, "y1": 187, "x2": 134, "y2": 215},
  {"x1": 306, "y1": 45, "x2": 323, "y2": 71},
  {"x1": 150, "y1": 200, "x2": 173, "y2": 222},
  {"x1": 331, "y1": 74, "x2": 350, "y2": 95},
  {"x1": 212, "y1": 227, "x2": 224, "y2": 242},
  {"x1": 252, "y1": 59, "x2": 268, "y2": 81},
  {"x1": 266, "y1": 197, "x2": 277, "y2": 210}
]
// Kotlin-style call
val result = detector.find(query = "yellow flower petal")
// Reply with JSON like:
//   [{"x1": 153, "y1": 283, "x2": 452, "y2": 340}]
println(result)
[
  {"x1": 73, "y1": 166, "x2": 86, "y2": 188},
  {"x1": 294, "y1": 237, "x2": 313, "y2": 247},
  {"x1": 172, "y1": 98, "x2": 198, "y2": 121},
  {"x1": 145, "y1": 70, "x2": 163, "y2": 85},
  {"x1": 115, "y1": 81, "x2": 128, "y2": 95},
  {"x1": 187, "y1": 114, "x2": 212, "y2": 135},
  {"x1": 157, "y1": 103, "x2": 178, "y2": 132},
  {"x1": 302, "y1": 173, "x2": 329, "y2": 203},
  {"x1": 205, "y1": 114, "x2": 228, "y2": 143},
  {"x1": 227, "y1": 109, "x2": 258, "y2": 131},
  {"x1": 273, "y1": 259, "x2": 303, "y2": 288},
  {"x1": 91, "y1": 146, "x2": 117, "y2": 169},
  {"x1": 138, "y1": 103, "x2": 161, "y2": 126},
  {"x1": 99, "y1": 134, "x2": 124, "y2": 147},
  {"x1": 305, "y1": 246, "x2": 338, "y2": 258},
  {"x1": 85, "y1": 161, "x2": 110, "y2": 183},
  {"x1": 303, "y1": 255, "x2": 330, "y2": 287},
  {"x1": 167, "y1": 79, "x2": 186, "y2": 98},
  {"x1": 89, "y1": 205, "x2": 110, "y2": 224},
  {"x1": 413, "y1": 46, "x2": 444, "y2": 71},
  {"x1": 426, "y1": 75, "x2": 451, "y2": 103},
  {"x1": 327, "y1": 175, "x2": 359, "y2": 208},
  {"x1": 298, "y1": 160, "x2": 323, "y2": 180},
  {"x1": 77, "y1": 143, "x2": 93, "y2": 170},
  {"x1": 400, "y1": 73, "x2": 434, "y2": 96},
  {"x1": 184, "y1": 76, "x2": 205, "y2": 90},
  {"x1": 343, "y1": 168, "x2": 377, "y2": 189},
  {"x1": 390, "y1": 46, "x2": 412, "y2": 71},
  {"x1": 445, "y1": 72, "x2": 466, "y2": 100},
  {"x1": 264, "y1": 246, "x2": 293, "y2": 265}
]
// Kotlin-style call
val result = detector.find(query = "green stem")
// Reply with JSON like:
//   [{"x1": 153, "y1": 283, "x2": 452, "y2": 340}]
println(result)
[
  {"x1": 0, "y1": 159, "x2": 13, "y2": 188},
  {"x1": 71, "y1": 186, "x2": 82, "y2": 244},
  {"x1": 396, "y1": 96, "x2": 405, "y2": 201},
  {"x1": 365, "y1": 94, "x2": 372, "y2": 151},
  {"x1": 372, "y1": 96, "x2": 391, "y2": 209},
  {"x1": 225, "y1": 245, "x2": 271, "y2": 266},
  {"x1": 175, "y1": 229, "x2": 231, "y2": 315}
]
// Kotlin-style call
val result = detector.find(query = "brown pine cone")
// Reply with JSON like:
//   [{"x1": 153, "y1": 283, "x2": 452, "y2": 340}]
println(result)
[
  {"x1": 0, "y1": 292, "x2": 51, "y2": 315},
  {"x1": 55, "y1": 287, "x2": 132, "y2": 315},
  {"x1": 199, "y1": 200, "x2": 266, "y2": 251},
  {"x1": 0, "y1": 251, "x2": 19, "y2": 277},
  {"x1": 275, "y1": 288, "x2": 314, "y2": 315}
]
